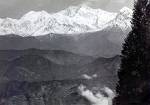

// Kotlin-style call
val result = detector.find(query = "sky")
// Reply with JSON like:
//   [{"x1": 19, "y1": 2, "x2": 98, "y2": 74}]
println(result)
[{"x1": 0, "y1": 0, "x2": 134, "y2": 18}]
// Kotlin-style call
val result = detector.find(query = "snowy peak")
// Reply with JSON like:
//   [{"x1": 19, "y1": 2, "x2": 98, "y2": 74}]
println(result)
[
  {"x1": 118, "y1": 7, "x2": 133, "y2": 20},
  {"x1": 101, "y1": 7, "x2": 132, "y2": 31},
  {"x1": 21, "y1": 10, "x2": 50, "y2": 21},
  {"x1": 115, "y1": 7, "x2": 132, "y2": 30},
  {"x1": 0, "y1": 6, "x2": 132, "y2": 36},
  {"x1": 120, "y1": 7, "x2": 133, "y2": 16},
  {"x1": 60, "y1": 5, "x2": 105, "y2": 16}
]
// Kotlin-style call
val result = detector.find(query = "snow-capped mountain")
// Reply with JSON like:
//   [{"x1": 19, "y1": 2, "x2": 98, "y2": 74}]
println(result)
[
  {"x1": 0, "y1": 5, "x2": 132, "y2": 36},
  {"x1": 102, "y1": 7, "x2": 132, "y2": 31}
]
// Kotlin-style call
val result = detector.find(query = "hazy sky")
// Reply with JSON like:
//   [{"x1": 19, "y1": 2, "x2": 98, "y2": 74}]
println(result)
[{"x1": 0, "y1": 0, "x2": 134, "y2": 18}]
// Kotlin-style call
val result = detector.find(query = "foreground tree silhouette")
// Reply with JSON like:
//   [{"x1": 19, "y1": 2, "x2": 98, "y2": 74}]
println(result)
[{"x1": 113, "y1": 0, "x2": 150, "y2": 105}]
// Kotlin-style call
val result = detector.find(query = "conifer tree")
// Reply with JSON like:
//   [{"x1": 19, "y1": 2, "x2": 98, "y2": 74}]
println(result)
[{"x1": 113, "y1": 0, "x2": 150, "y2": 105}]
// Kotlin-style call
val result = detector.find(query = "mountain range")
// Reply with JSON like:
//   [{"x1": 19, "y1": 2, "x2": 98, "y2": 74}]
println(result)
[
  {"x1": 0, "y1": 49, "x2": 120, "y2": 85},
  {"x1": 0, "y1": 5, "x2": 133, "y2": 57},
  {"x1": 0, "y1": 5, "x2": 132, "y2": 36},
  {"x1": 0, "y1": 28, "x2": 129, "y2": 57},
  {"x1": 0, "y1": 5, "x2": 131, "y2": 105},
  {"x1": 0, "y1": 48, "x2": 120, "y2": 105}
]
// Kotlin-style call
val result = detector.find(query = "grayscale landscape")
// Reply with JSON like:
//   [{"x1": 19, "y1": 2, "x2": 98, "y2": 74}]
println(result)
[{"x1": 0, "y1": 0, "x2": 133, "y2": 105}]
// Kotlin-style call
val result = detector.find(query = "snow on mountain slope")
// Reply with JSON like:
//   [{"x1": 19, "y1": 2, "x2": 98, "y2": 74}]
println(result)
[
  {"x1": 102, "y1": 7, "x2": 132, "y2": 31},
  {"x1": 0, "y1": 5, "x2": 132, "y2": 36},
  {"x1": 100, "y1": 7, "x2": 132, "y2": 45}
]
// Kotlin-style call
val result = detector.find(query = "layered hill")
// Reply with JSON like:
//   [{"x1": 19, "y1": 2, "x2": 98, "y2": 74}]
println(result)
[{"x1": 0, "y1": 49, "x2": 120, "y2": 86}]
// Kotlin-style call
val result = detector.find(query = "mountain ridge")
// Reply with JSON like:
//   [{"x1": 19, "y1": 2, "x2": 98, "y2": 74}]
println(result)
[
  {"x1": 0, "y1": 5, "x2": 132, "y2": 36},
  {"x1": 0, "y1": 49, "x2": 120, "y2": 83}
]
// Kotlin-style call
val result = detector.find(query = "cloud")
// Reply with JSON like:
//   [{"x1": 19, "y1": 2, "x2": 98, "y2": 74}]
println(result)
[
  {"x1": 78, "y1": 85, "x2": 115, "y2": 105},
  {"x1": 82, "y1": 74, "x2": 98, "y2": 80}
]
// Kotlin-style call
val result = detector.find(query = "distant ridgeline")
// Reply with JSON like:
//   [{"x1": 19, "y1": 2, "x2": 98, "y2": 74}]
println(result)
[{"x1": 0, "y1": 49, "x2": 120, "y2": 105}]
